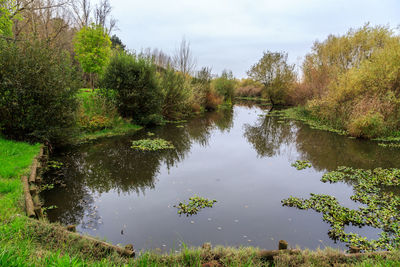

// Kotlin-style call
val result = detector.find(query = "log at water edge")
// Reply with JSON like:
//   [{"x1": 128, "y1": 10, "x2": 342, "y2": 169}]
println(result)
[{"x1": 21, "y1": 176, "x2": 36, "y2": 218}]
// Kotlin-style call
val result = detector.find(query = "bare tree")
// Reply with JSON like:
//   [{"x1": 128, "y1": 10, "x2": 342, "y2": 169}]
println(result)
[
  {"x1": 94, "y1": 0, "x2": 116, "y2": 34},
  {"x1": 173, "y1": 37, "x2": 196, "y2": 76},
  {"x1": 71, "y1": 0, "x2": 91, "y2": 28}
]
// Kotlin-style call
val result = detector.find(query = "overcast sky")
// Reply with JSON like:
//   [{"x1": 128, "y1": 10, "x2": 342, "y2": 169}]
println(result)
[{"x1": 110, "y1": 0, "x2": 400, "y2": 78}]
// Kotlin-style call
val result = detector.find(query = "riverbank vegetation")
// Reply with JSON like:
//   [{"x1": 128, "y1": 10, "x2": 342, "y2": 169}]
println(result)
[{"x1": 239, "y1": 24, "x2": 400, "y2": 140}]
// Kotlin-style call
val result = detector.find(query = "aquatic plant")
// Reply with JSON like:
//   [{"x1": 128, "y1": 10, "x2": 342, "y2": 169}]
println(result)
[
  {"x1": 378, "y1": 143, "x2": 400, "y2": 148},
  {"x1": 131, "y1": 138, "x2": 175, "y2": 151},
  {"x1": 282, "y1": 166, "x2": 400, "y2": 251},
  {"x1": 47, "y1": 161, "x2": 63, "y2": 169},
  {"x1": 291, "y1": 160, "x2": 312, "y2": 170},
  {"x1": 174, "y1": 195, "x2": 217, "y2": 216}
]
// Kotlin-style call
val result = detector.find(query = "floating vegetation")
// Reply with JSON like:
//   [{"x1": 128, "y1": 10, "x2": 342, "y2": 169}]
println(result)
[
  {"x1": 47, "y1": 160, "x2": 63, "y2": 169},
  {"x1": 291, "y1": 160, "x2": 312, "y2": 170},
  {"x1": 131, "y1": 138, "x2": 175, "y2": 151},
  {"x1": 378, "y1": 143, "x2": 400, "y2": 148},
  {"x1": 176, "y1": 125, "x2": 184, "y2": 128},
  {"x1": 40, "y1": 183, "x2": 55, "y2": 191},
  {"x1": 282, "y1": 166, "x2": 400, "y2": 251},
  {"x1": 147, "y1": 132, "x2": 155, "y2": 136},
  {"x1": 43, "y1": 205, "x2": 58, "y2": 214},
  {"x1": 166, "y1": 120, "x2": 187, "y2": 124},
  {"x1": 174, "y1": 195, "x2": 217, "y2": 216}
]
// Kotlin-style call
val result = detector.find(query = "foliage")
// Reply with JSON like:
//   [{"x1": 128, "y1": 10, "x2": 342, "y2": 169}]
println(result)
[
  {"x1": 300, "y1": 24, "x2": 395, "y2": 103},
  {"x1": 74, "y1": 24, "x2": 111, "y2": 89},
  {"x1": 0, "y1": 40, "x2": 79, "y2": 144},
  {"x1": 160, "y1": 67, "x2": 192, "y2": 119},
  {"x1": 212, "y1": 70, "x2": 236, "y2": 103},
  {"x1": 291, "y1": 160, "x2": 312, "y2": 170},
  {"x1": 74, "y1": 89, "x2": 142, "y2": 143},
  {"x1": 110, "y1": 34, "x2": 126, "y2": 50},
  {"x1": 0, "y1": 0, "x2": 16, "y2": 37},
  {"x1": 247, "y1": 51, "x2": 295, "y2": 105},
  {"x1": 101, "y1": 51, "x2": 164, "y2": 125},
  {"x1": 131, "y1": 138, "x2": 175, "y2": 151},
  {"x1": 235, "y1": 78, "x2": 264, "y2": 98},
  {"x1": 76, "y1": 89, "x2": 120, "y2": 132},
  {"x1": 295, "y1": 24, "x2": 400, "y2": 139},
  {"x1": 378, "y1": 143, "x2": 400, "y2": 148},
  {"x1": 283, "y1": 166, "x2": 400, "y2": 251},
  {"x1": 174, "y1": 195, "x2": 217, "y2": 216}
]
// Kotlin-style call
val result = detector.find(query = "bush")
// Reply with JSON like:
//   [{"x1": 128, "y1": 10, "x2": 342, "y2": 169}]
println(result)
[
  {"x1": 299, "y1": 24, "x2": 395, "y2": 105},
  {"x1": 348, "y1": 111, "x2": 386, "y2": 138},
  {"x1": 0, "y1": 40, "x2": 79, "y2": 144},
  {"x1": 160, "y1": 68, "x2": 191, "y2": 119},
  {"x1": 101, "y1": 52, "x2": 163, "y2": 125},
  {"x1": 235, "y1": 79, "x2": 264, "y2": 97},
  {"x1": 212, "y1": 70, "x2": 236, "y2": 103}
]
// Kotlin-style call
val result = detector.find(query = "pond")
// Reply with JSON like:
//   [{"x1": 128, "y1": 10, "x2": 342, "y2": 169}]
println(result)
[{"x1": 41, "y1": 103, "x2": 400, "y2": 252}]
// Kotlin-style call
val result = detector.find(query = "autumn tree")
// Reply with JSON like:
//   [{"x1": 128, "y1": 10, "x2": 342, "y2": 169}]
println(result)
[
  {"x1": 247, "y1": 51, "x2": 295, "y2": 105},
  {"x1": 74, "y1": 24, "x2": 111, "y2": 89}
]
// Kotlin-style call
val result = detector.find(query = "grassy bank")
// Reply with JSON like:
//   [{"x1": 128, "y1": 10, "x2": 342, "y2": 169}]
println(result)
[
  {"x1": 2, "y1": 136, "x2": 400, "y2": 266},
  {"x1": 74, "y1": 89, "x2": 142, "y2": 144},
  {"x1": 279, "y1": 106, "x2": 400, "y2": 142}
]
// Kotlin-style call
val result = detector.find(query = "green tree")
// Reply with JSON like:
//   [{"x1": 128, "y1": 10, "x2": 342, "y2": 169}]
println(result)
[
  {"x1": 74, "y1": 24, "x2": 111, "y2": 89},
  {"x1": 0, "y1": 40, "x2": 79, "y2": 144},
  {"x1": 213, "y1": 70, "x2": 236, "y2": 103},
  {"x1": 101, "y1": 52, "x2": 164, "y2": 125},
  {"x1": 247, "y1": 51, "x2": 295, "y2": 105},
  {"x1": 0, "y1": 0, "x2": 16, "y2": 37}
]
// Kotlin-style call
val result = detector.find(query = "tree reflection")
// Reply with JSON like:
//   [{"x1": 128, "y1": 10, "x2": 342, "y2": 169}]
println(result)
[
  {"x1": 243, "y1": 114, "x2": 295, "y2": 157},
  {"x1": 244, "y1": 112, "x2": 400, "y2": 171},
  {"x1": 42, "y1": 108, "x2": 235, "y2": 225}
]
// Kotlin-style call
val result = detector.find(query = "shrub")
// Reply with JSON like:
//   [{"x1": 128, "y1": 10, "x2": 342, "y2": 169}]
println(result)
[
  {"x1": 299, "y1": 24, "x2": 395, "y2": 105},
  {"x1": 348, "y1": 111, "x2": 386, "y2": 138},
  {"x1": 0, "y1": 40, "x2": 79, "y2": 144},
  {"x1": 160, "y1": 68, "x2": 191, "y2": 119},
  {"x1": 191, "y1": 67, "x2": 213, "y2": 110},
  {"x1": 101, "y1": 52, "x2": 164, "y2": 125},
  {"x1": 212, "y1": 70, "x2": 236, "y2": 103},
  {"x1": 235, "y1": 79, "x2": 263, "y2": 97}
]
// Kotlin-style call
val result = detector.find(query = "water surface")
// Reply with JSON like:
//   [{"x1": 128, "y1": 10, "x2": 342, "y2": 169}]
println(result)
[{"x1": 42, "y1": 103, "x2": 400, "y2": 251}]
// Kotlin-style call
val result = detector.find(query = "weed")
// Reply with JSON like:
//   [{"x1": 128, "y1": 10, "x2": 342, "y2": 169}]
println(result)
[
  {"x1": 131, "y1": 138, "x2": 175, "y2": 151},
  {"x1": 291, "y1": 160, "x2": 312, "y2": 170},
  {"x1": 174, "y1": 195, "x2": 217, "y2": 216}
]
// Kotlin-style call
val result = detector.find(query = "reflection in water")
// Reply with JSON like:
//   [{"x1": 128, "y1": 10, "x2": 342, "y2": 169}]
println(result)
[
  {"x1": 243, "y1": 111, "x2": 400, "y2": 171},
  {"x1": 42, "y1": 103, "x2": 400, "y2": 250},
  {"x1": 43, "y1": 109, "x2": 235, "y2": 226}
]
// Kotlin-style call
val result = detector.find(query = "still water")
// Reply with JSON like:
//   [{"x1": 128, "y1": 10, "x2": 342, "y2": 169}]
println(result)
[{"x1": 42, "y1": 103, "x2": 400, "y2": 251}]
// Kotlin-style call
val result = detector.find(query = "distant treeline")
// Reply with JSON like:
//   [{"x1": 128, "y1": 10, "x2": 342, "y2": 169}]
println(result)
[{"x1": 240, "y1": 24, "x2": 400, "y2": 139}]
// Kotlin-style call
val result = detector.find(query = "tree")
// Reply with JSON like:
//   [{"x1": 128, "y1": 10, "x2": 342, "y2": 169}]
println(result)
[
  {"x1": 247, "y1": 51, "x2": 295, "y2": 105},
  {"x1": 0, "y1": 0, "x2": 17, "y2": 37},
  {"x1": 101, "y1": 52, "x2": 164, "y2": 125},
  {"x1": 74, "y1": 24, "x2": 111, "y2": 89},
  {"x1": 110, "y1": 34, "x2": 125, "y2": 50},
  {"x1": 173, "y1": 37, "x2": 196, "y2": 76}
]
